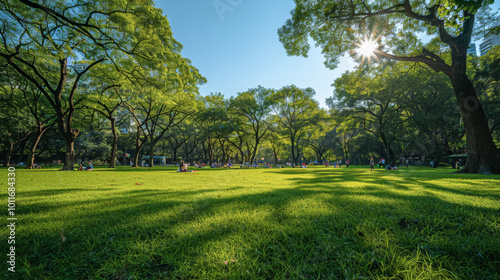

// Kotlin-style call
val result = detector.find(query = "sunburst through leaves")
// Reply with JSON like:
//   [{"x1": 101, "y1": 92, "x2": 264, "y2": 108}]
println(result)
[{"x1": 354, "y1": 35, "x2": 381, "y2": 66}]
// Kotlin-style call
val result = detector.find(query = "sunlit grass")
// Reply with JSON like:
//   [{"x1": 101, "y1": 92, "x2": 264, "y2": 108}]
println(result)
[{"x1": 1, "y1": 165, "x2": 499, "y2": 279}]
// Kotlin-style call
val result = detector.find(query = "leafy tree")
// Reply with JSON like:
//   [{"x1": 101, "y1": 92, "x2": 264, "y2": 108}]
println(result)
[
  {"x1": 264, "y1": 119, "x2": 289, "y2": 164},
  {"x1": 74, "y1": 111, "x2": 112, "y2": 164},
  {"x1": 401, "y1": 67, "x2": 462, "y2": 164},
  {"x1": 304, "y1": 129, "x2": 336, "y2": 165},
  {"x1": 330, "y1": 63, "x2": 409, "y2": 165},
  {"x1": 0, "y1": 103, "x2": 33, "y2": 166},
  {"x1": 0, "y1": 66, "x2": 56, "y2": 168},
  {"x1": 164, "y1": 120, "x2": 199, "y2": 163},
  {"x1": 0, "y1": 68, "x2": 35, "y2": 166},
  {"x1": 83, "y1": 63, "x2": 134, "y2": 168},
  {"x1": 280, "y1": 0, "x2": 499, "y2": 173},
  {"x1": 15, "y1": 74, "x2": 56, "y2": 169},
  {"x1": 271, "y1": 85, "x2": 322, "y2": 166},
  {"x1": 228, "y1": 86, "x2": 274, "y2": 164},
  {"x1": 329, "y1": 117, "x2": 360, "y2": 162},
  {"x1": 126, "y1": 100, "x2": 149, "y2": 168},
  {"x1": 0, "y1": 0, "x2": 201, "y2": 170},
  {"x1": 195, "y1": 93, "x2": 233, "y2": 166}
]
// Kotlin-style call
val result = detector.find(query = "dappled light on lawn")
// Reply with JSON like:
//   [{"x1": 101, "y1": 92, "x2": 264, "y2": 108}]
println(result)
[{"x1": 13, "y1": 166, "x2": 500, "y2": 279}]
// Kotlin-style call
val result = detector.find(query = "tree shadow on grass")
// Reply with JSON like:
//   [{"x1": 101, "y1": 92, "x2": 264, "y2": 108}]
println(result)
[{"x1": 14, "y1": 168, "x2": 500, "y2": 279}]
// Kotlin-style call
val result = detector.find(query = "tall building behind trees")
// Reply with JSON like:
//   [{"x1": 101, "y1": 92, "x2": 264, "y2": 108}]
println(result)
[{"x1": 480, "y1": 34, "x2": 500, "y2": 56}]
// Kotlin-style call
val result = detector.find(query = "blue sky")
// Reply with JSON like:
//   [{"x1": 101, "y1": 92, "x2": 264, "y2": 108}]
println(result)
[
  {"x1": 156, "y1": 0, "x2": 499, "y2": 108},
  {"x1": 156, "y1": 0, "x2": 355, "y2": 108}
]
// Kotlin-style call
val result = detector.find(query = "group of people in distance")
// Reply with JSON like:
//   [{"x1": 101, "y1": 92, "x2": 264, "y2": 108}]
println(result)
[
  {"x1": 78, "y1": 162, "x2": 93, "y2": 171},
  {"x1": 177, "y1": 160, "x2": 238, "y2": 172},
  {"x1": 369, "y1": 157, "x2": 397, "y2": 171},
  {"x1": 176, "y1": 157, "x2": 403, "y2": 172},
  {"x1": 324, "y1": 159, "x2": 350, "y2": 168}
]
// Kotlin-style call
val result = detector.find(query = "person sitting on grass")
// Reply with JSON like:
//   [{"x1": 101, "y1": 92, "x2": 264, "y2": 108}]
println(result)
[
  {"x1": 178, "y1": 161, "x2": 198, "y2": 173},
  {"x1": 87, "y1": 162, "x2": 93, "y2": 171},
  {"x1": 181, "y1": 161, "x2": 188, "y2": 172},
  {"x1": 78, "y1": 163, "x2": 84, "y2": 171}
]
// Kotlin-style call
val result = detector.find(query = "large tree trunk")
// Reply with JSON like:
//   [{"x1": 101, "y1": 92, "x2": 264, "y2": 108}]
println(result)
[
  {"x1": 62, "y1": 140, "x2": 75, "y2": 170},
  {"x1": 449, "y1": 40, "x2": 500, "y2": 174},
  {"x1": 451, "y1": 74, "x2": 500, "y2": 174},
  {"x1": 59, "y1": 125, "x2": 77, "y2": 170},
  {"x1": 109, "y1": 118, "x2": 118, "y2": 168},
  {"x1": 371, "y1": 13, "x2": 500, "y2": 173}
]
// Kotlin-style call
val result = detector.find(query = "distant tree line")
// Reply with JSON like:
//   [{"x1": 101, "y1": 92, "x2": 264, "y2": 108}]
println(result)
[{"x1": 1, "y1": 1, "x2": 499, "y2": 172}]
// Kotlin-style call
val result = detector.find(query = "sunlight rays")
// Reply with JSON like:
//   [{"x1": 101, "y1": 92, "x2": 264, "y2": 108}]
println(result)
[{"x1": 354, "y1": 35, "x2": 382, "y2": 66}]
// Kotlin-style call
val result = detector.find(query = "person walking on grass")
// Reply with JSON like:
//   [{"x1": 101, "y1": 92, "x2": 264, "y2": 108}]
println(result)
[
  {"x1": 346, "y1": 159, "x2": 350, "y2": 168},
  {"x1": 370, "y1": 157, "x2": 374, "y2": 171}
]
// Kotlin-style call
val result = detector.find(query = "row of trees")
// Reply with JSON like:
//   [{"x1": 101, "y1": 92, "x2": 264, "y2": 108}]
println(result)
[
  {"x1": 2, "y1": 45, "x2": 499, "y2": 169},
  {"x1": 0, "y1": 0, "x2": 204, "y2": 169},
  {"x1": 1, "y1": 0, "x2": 499, "y2": 173},
  {"x1": 279, "y1": 0, "x2": 500, "y2": 174}
]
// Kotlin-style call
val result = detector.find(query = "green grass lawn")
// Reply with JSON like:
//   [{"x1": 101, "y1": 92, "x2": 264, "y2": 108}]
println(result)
[{"x1": 1, "y1": 165, "x2": 499, "y2": 279}]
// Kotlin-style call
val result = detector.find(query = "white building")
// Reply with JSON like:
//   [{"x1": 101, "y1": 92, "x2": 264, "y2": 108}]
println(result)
[{"x1": 479, "y1": 34, "x2": 500, "y2": 56}]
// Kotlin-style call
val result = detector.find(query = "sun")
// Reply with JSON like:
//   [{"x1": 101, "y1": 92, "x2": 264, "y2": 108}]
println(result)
[
  {"x1": 357, "y1": 38, "x2": 378, "y2": 57},
  {"x1": 353, "y1": 35, "x2": 381, "y2": 66}
]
